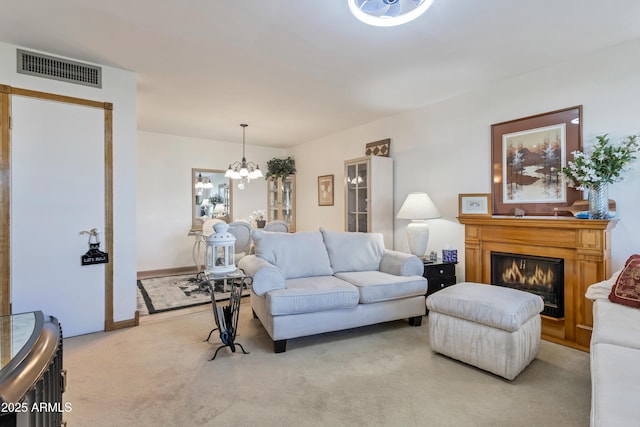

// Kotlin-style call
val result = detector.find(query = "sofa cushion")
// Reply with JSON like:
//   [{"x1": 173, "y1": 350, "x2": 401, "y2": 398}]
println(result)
[
  {"x1": 335, "y1": 271, "x2": 427, "y2": 304},
  {"x1": 609, "y1": 254, "x2": 640, "y2": 308},
  {"x1": 426, "y1": 282, "x2": 544, "y2": 332},
  {"x1": 252, "y1": 230, "x2": 333, "y2": 279},
  {"x1": 267, "y1": 276, "x2": 359, "y2": 316},
  {"x1": 320, "y1": 227, "x2": 385, "y2": 273},
  {"x1": 591, "y1": 298, "x2": 640, "y2": 350},
  {"x1": 590, "y1": 343, "x2": 640, "y2": 427}
]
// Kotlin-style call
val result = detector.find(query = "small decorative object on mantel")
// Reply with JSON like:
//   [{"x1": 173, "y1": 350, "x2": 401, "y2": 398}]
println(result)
[
  {"x1": 266, "y1": 157, "x2": 296, "y2": 180},
  {"x1": 562, "y1": 134, "x2": 639, "y2": 219},
  {"x1": 458, "y1": 193, "x2": 491, "y2": 217},
  {"x1": 556, "y1": 199, "x2": 617, "y2": 218},
  {"x1": 365, "y1": 138, "x2": 391, "y2": 157}
]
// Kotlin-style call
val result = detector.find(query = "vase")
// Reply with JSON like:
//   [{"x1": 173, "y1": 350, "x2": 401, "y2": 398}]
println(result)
[
  {"x1": 256, "y1": 220, "x2": 266, "y2": 229},
  {"x1": 587, "y1": 182, "x2": 608, "y2": 219}
]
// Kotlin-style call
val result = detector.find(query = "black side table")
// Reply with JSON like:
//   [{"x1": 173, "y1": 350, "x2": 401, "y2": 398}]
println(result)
[
  {"x1": 203, "y1": 270, "x2": 252, "y2": 360},
  {"x1": 423, "y1": 260, "x2": 457, "y2": 297}
]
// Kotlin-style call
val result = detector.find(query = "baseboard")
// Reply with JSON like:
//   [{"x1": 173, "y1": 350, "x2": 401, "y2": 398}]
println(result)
[
  {"x1": 137, "y1": 266, "x2": 198, "y2": 280},
  {"x1": 105, "y1": 311, "x2": 140, "y2": 331}
]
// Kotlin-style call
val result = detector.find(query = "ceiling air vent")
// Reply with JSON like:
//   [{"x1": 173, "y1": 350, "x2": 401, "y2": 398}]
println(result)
[{"x1": 16, "y1": 49, "x2": 102, "y2": 88}]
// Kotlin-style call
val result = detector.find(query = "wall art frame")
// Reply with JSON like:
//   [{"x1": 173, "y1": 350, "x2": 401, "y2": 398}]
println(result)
[
  {"x1": 318, "y1": 174, "x2": 334, "y2": 206},
  {"x1": 458, "y1": 193, "x2": 492, "y2": 217},
  {"x1": 491, "y1": 105, "x2": 583, "y2": 216}
]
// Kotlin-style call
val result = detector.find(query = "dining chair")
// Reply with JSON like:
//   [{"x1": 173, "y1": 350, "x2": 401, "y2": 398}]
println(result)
[
  {"x1": 263, "y1": 220, "x2": 289, "y2": 233},
  {"x1": 227, "y1": 221, "x2": 253, "y2": 263}
]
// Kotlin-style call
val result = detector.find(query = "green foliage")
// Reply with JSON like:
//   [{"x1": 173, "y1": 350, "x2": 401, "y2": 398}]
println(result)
[
  {"x1": 266, "y1": 157, "x2": 296, "y2": 180},
  {"x1": 209, "y1": 194, "x2": 224, "y2": 205},
  {"x1": 562, "y1": 134, "x2": 640, "y2": 189}
]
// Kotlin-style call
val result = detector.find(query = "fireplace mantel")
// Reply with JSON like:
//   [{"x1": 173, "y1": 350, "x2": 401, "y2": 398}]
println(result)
[{"x1": 458, "y1": 215, "x2": 617, "y2": 351}]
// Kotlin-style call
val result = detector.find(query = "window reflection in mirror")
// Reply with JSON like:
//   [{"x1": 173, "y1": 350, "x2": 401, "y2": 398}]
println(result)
[{"x1": 191, "y1": 168, "x2": 232, "y2": 230}]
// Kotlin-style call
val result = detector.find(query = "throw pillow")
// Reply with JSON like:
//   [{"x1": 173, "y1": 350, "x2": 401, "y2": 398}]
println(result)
[{"x1": 608, "y1": 254, "x2": 640, "y2": 308}]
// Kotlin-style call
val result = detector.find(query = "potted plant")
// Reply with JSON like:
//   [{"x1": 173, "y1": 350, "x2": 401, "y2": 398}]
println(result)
[
  {"x1": 249, "y1": 210, "x2": 266, "y2": 228},
  {"x1": 266, "y1": 157, "x2": 296, "y2": 180}
]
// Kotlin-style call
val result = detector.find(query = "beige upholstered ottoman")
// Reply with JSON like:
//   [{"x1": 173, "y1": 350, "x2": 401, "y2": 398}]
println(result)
[{"x1": 426, "y1": 282, "x2": 544, "y2": 380}]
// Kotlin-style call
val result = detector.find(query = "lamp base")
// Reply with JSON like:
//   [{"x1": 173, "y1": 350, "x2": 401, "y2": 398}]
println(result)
[{"x1": 406, "y1": 220, "x2": 429, "y2": 257}]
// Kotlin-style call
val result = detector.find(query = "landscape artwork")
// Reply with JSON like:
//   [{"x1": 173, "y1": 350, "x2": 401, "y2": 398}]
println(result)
[{"x1": 502, "y1": 123, "x2": 566, "y2": 204}]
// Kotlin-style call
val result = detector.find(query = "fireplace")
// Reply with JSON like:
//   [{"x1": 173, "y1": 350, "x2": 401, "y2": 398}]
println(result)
[{"x1": 491, "y1": 252, "x2": 564, "y2": 318}]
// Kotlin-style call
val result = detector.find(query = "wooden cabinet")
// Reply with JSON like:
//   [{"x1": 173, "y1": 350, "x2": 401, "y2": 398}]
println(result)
[
  {"x1": 344, "y1": 156, "x2": 393, "y2": 248},
  {"x1": 267, "y1": 175, "x2": 296, "y2": 232}
]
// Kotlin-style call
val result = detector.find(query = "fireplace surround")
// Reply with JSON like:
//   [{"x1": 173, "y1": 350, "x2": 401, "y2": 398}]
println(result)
[
  {"x1": 491, "y1": 252, "x2": 564, "y2": 318},
  {"x1": 458, "y1": 216, "x2": 616, "y2": 351}
]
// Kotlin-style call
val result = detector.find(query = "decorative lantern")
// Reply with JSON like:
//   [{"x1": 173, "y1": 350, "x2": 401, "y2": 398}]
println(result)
[{"x1": 205, "y1": 222, "x2": 236, "y2": 275}]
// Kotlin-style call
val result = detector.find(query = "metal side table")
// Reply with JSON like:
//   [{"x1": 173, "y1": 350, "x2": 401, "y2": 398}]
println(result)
[{"x1": 203, "y1": 270, "x2": 252, "y2": 360}]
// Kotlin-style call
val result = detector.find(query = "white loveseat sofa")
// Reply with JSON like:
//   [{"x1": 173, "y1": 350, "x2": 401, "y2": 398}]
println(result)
[
  {"x1": 586, "y1": 271, "x2": 640, "y2": 426},
  {"x1": 238, "y1": 228, "x2": 428, "y2": 353}
]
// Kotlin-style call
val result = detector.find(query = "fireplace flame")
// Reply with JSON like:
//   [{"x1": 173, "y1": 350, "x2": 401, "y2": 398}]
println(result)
[{"x1": 501, "y1": 260, "x2": 554, "y2": 286}]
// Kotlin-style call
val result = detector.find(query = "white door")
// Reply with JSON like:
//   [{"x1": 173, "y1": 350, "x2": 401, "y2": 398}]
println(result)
[{"x1": 10, "y1": 95, "x2": 105, "y2": 337}]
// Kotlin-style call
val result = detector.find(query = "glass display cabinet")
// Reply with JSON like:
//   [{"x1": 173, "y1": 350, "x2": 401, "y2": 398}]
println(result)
[
  {"x1": 267, "y1": 175, "x2": 296, "y2": 232},
  {"x1": 344, "y1": 156, "x2": 393, "y2": 248}
]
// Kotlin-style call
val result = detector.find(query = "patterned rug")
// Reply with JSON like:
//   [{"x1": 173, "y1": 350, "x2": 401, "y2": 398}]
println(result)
[{"x1": 137, "y1": 274, "x2": 250, "y2": 315}]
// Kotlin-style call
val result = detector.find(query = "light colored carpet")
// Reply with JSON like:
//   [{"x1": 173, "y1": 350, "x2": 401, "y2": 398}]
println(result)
[{"x1": 63, "y1": 303, "x2": 591, "y2": 426}]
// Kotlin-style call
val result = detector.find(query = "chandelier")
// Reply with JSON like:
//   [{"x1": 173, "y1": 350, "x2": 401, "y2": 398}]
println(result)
[
  {"x1": 348, "y1": 0, "x2": 434, "y2": 27},
  {"x1": 225, "y1": 124, "x2": 263, "y2": 188},
  {"x1": 195, "y1": 173, "x2": 214, "y2": 190}
]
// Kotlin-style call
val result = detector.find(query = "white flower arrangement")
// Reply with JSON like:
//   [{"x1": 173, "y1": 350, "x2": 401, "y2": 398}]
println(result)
[
  {"x1": 562, "y1": 134, "x2": 639, "y2": 190},
  {"x1": 249, "y1": 210, "x2": 266, "y2": 222}
]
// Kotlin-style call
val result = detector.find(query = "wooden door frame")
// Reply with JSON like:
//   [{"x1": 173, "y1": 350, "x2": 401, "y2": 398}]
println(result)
[{"x1": 0, "y1": 84, "x2": 115, "y2": 331}]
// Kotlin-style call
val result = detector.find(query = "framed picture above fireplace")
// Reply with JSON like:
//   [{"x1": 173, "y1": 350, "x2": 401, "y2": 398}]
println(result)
[{"x1": 491, "y1": 106, "x2": 583, "y2": 216}]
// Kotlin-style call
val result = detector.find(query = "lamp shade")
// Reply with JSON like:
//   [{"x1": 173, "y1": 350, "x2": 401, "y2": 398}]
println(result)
[{"x1": 396, "y1": 192, "x2": 441, "y2": 220}]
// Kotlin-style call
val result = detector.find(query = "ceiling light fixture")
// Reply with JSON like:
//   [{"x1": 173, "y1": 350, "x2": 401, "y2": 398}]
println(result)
[
  {"x1": 225, "y1": 123, "x2": 263, "y2": 188},
  {"x1": 348, "y1": 0, "x2": 434, "y2": 27}
]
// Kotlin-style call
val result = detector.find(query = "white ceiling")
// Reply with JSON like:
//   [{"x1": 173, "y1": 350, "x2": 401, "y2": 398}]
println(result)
[{"x1": 1, "y1": 0, "x2": 640, "y2": 147}]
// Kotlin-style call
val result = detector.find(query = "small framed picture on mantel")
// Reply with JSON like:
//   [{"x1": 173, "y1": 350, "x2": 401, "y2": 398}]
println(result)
[{"x1": 458, "y1": 193, "x2": 492, "y2": 217}]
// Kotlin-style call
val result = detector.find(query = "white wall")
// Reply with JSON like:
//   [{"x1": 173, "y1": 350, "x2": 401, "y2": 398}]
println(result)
[
  {"x1": 136, "y1": 131, "x2": 285, "y2": 271},
  {"x1": 290, "y1": 38, "x2": 640, "y2": 278},
  {"x1": 0, "y1": 42, "x2": 137, "y2": 322}
]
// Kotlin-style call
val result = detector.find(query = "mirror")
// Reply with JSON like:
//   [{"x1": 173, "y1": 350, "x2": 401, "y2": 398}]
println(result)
[{"x1": 191, "y1": 168, "x2": 233, "y2": 230}]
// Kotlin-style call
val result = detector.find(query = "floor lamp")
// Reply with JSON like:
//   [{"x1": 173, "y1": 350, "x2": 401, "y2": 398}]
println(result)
[{"x1": 396, "y1": 192, "x2": 441, "y2": 257}]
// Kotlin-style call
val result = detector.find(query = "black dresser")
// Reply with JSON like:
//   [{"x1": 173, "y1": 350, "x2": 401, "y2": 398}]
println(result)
[{"x1": 423, "y1": 260, "x2": 457, "y2": 296}]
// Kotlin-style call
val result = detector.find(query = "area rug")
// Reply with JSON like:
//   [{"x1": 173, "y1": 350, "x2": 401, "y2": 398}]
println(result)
[{"x1": 137, "y1": 274, "x2": 250, "y2": 315}]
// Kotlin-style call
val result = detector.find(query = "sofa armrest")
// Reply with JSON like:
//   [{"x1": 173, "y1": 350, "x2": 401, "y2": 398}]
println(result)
[
  {"x1": 238, "y1": 255, "x2": 285, "y2": 296},
  {"x1": 379, "y1": 250, "x2": 424, "y2": 276}
]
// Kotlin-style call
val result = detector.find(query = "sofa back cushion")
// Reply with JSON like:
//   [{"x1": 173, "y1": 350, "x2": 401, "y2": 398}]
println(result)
[
  {"x1": 252, "y1": 230, "x2": 333, "y2": 279},
  {"x1": 320, "y1": 227, "x2": 385, "y2": 273}
]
